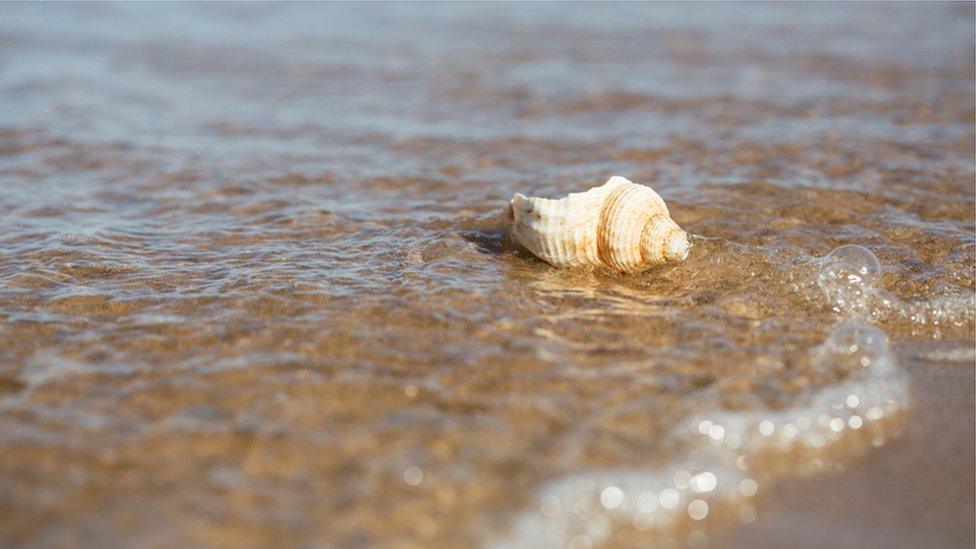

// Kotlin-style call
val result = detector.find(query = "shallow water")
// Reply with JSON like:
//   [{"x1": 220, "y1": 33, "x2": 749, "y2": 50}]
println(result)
[{"x1": 0, "y1": 3, "x2": 974, "y2": 548}]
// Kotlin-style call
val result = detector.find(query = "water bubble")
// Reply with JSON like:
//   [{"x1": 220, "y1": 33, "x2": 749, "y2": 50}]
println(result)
[
  {"x1": 814, "y1": 246, "x2": 886, "y2": 320},
  {"x1": 739, "y1": 478, "x2": 758, "y2": 497},
  {"x1": 690, "y1": 472, "x2": 717, "y2": 493},
  {"x1": 811, "y1": 246, "x2": 974, "y2": 329},
  {"x1": 658, "y1": 488, "x2": 680, "y2": 509},
  {"x1": 813, "y1": 324, "x2": 892, "y2": 377},
  {"x1": 822, "y1": 245, "x2": 882, "y2": 282},
  {"x1": 540, "y1": 495, "x2": 561, "y2": 516},
  {"x1": 599, "y1": 486, "x2": 624, "y2": 509},
  {"x1": 403, "y1": 466, "x2": 424, "y2": 486},
  {"x1": 687, "y1": 499, "x2": 709, "y2": 520}
]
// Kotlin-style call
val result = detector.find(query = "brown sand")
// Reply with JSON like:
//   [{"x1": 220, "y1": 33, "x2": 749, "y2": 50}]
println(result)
[{"x1": 0, "y1": 2, "x2": 973, "y2": 547}]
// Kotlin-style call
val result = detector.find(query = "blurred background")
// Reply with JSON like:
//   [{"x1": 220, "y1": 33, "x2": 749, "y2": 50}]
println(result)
[{"x1": 0, "y1": 3, "x2": 973, "y2": 548}]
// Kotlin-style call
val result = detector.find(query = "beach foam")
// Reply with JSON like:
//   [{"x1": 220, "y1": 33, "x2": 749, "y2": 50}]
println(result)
[{"x1": 497, "y1": 322, "x2": 909, "y2": 547}]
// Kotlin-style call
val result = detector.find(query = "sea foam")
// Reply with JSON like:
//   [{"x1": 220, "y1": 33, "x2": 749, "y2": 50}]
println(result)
[
  {"x1": 497, "y1": 322, "x2": 909, "y2": 548},
  {"x1": 815, "y1": 245, "x2": 975, "y2": 331},
  {"x1": 497, "y1": 245, "x2": 919, "y2": 547}
]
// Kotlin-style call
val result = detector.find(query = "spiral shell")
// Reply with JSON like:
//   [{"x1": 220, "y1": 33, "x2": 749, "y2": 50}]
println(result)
[{"x1": 510, "y1": 176, "x2": 690, "y2": 272}]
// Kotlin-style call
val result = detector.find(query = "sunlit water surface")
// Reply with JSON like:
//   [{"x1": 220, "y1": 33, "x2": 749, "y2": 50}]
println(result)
[{"x1": 0, "y1": 3, "x2": 973, "y2": 548}]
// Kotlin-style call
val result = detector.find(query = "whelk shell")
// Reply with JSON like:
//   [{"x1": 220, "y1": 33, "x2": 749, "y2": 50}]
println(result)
[{"x1": 510, "y1": 176, "x2": 690, "y2": 272}]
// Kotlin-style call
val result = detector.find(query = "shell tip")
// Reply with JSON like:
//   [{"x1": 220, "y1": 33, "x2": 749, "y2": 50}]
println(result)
[
  {"x1": 667, "y1": 231, "x2": 691, "y2": 262},
  {"x1": 509, "y1": 193, "x2": 529, "y2": 220},
  {"x1": 605, "y1": 175, "x2": 633, "y2": 187},
  {"x1": 510, "y1": 193, "x2": 528, "y2": 208}
]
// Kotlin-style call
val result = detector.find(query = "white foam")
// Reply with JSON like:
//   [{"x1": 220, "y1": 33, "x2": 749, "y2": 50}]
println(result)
[
  {"x1": 496, "y1": 323, "x2": 909, "y2": 547},
  {"x1": 916, "y1": 346, "x2": 976, "y2": 363},
  {"x1": 494, "y1": 244, "x2": 971, "y2": 546},
  {"x1": 814, "y1": 245, "x2": 975, "y2": 329}
]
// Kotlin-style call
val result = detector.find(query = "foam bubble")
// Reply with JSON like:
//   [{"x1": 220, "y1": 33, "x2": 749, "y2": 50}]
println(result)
[
  {"x1": 813, "y1": 245, "x2": 974, "y2": 329},
  {"x1": 815, "y1": 245, "x2": 894, "y2": 321},
  {"x1": 496, "y1": 247, "x2": 961, "y2": 546},
  {"x1": 496, "y1": 323, "x2": 910, "y2": 547},
  {"x1": 822, "y1": 245, "x2": 882, "y2": 283},
  {"x1": 917, "y1": 346, "x2": 976, "y2": 363}
]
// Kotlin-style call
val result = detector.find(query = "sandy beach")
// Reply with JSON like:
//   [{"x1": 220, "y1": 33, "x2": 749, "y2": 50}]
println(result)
[{"x1": 0, "y1": 3, "x2": 973, "y2": 547}]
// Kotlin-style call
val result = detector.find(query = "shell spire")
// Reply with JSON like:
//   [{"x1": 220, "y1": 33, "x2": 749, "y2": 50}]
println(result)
[{"x1": 510, "y1": 176, "x2": 690, "y2": 272}]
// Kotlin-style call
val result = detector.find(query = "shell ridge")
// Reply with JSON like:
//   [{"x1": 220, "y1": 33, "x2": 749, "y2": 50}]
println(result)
[
  {"x1": 597, "y1": 182, "x2": 631, "y2": 269},
  {"x1": 510, "y1": 176, "x2": 690, "y2": 272},
  {"x1": 638, "y1": 213, "x2": 664, "y2": 264},
  {"x1": 640, "y1": 214, "x2": 670, "y2": 265}
]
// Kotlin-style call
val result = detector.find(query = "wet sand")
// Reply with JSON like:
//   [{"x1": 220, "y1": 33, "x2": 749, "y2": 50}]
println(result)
[
  {"x1": 723, "y1": 353, "x2": 975, "y2": 549},
  {"x1": 0, "y1": 2, "x2": 974, "y2": 548}
]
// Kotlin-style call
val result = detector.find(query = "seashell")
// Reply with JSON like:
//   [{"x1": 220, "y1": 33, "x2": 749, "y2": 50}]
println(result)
[{"x1": 510, "y1": 175, "x2": 690, "y2": 272}]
